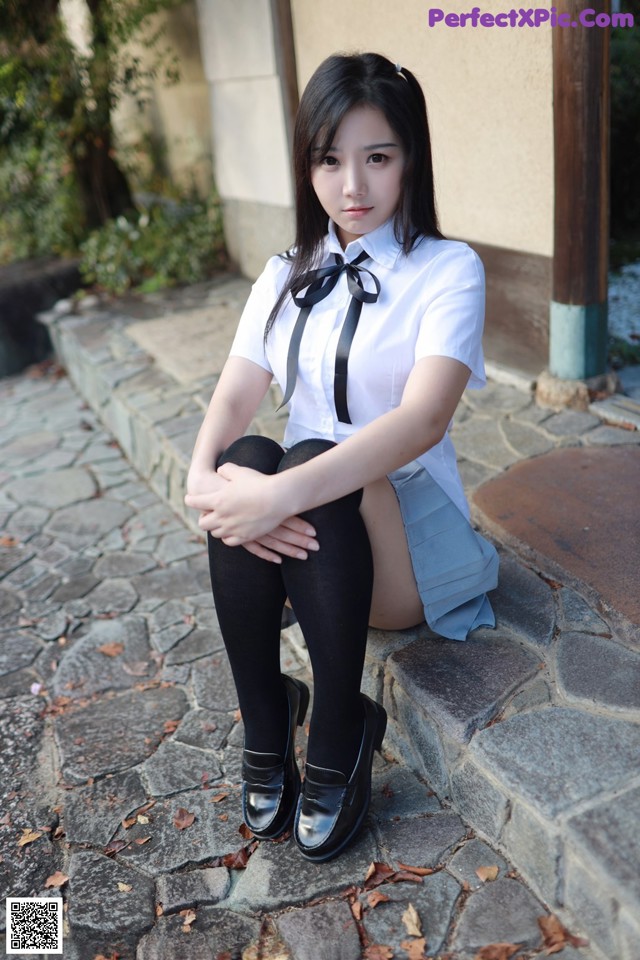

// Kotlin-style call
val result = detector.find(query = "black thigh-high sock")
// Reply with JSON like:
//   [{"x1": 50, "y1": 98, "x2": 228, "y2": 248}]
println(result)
[
  {"x1": 206, "y1": 435, "x2": 289, "y2": 755},
  {"x1": 278, "y1": 439, "x2": 374, "y2": 778}
]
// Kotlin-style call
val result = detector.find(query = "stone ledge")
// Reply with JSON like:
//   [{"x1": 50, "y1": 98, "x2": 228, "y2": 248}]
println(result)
[
  {"x1": 589, "y1": 394, "x2": 640, "y2": 431},
  {"x1": 40, "y1": 301, "x2": 635, "y2": 960}
]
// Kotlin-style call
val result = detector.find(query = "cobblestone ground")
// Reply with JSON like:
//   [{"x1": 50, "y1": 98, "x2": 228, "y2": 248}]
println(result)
[{"x1": 0, "y1": 365, "x2": 593, "y2": 960}]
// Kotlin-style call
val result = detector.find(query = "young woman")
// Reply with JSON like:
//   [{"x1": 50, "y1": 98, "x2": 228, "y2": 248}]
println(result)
[{"x1": 185, "y1": 52, "x2": 498, "y2": 863}]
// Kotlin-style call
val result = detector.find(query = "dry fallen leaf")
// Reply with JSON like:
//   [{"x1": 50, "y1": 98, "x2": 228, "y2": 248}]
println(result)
[
  {"x1": 396, "y1": 863, "x2": 436, "y2": 877},
  {"x1": 350, "y1": 900, "x2": 363, "y2": 921},
  {"x1": 367, "y1": 891, "x2": 391, "y2": 909},
  {"x1": 389, "y1": 871, "x2": 423, "y2": 885},
  {"x1": 121, "y1": 816, "x2": 137, "y2": 830},
  {"x1": 97, "y1": 642, "x2": 124, "y2": 657},
  {"x1": 400, "y1": 937, "x2": 428, "y2": 960},
  {"x1": 180, "y1": 908, "x2": 196, "y2": 933},
  {"x1": 238, "y1": 823, "x2": 253, "y2": 840},
  {"x1": 155, "y1": 904, "x2": 164, "y2": 917},
  {"x1": 137, "y1": 815, "x2": 150, "y2": 825},
  {"x1": 363, "y1": 946, "x2": 394, "y2": 960},
  {"x1": 117, "y1": 882, "x2": 132, "y2": 893},
  {"x1": 402, "y1": 903, "x2": 422, "y2": 938},
  {"x1": 0, "y1": 535, "x2": 18, "y2": 547},
  {"x1": 473, "y1": 944, "x2": 519, "y2": 960},
  {"x1": 209, "y1": 792, "x2": 229, "y2": 803},
  {"x1": 44, "y1": 871, "x2": 69, "y2": 888},
  {"x1": 173, "y1": 807, "x2": 195, "y2": 830},
  {"x1": 104, "y1": 839, "x2": 128, "y2": 856},
  {"x1": 17, "y1": 828, "x2": 43, "y2": 847},
  {"x1": 364, "y1": 861, "x2": 396, "y2": 889},
  {"x1": 134, "y1": 836, "x2": 151, "y2": 845},
  {"x1": 475, "y1": 865, "x2": 500, "y2": 883},
  {"x1": 538, "y1": 914, "x2": 589, "y2": 953},
  {"x1": 222, "y1": 846, "x2": 251, "y2": 870}
]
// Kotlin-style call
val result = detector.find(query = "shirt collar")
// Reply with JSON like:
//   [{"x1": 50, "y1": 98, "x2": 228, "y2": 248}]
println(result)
[{"x1": 325, "y1": 217, "x2": 404, "y2": 270}]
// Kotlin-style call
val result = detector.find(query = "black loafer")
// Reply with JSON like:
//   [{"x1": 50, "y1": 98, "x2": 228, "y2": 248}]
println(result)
[
  {"x1": 294, "y1": 693, "x2": 387, "y2": 862},
  {"x1": 241, "y1": 674, "x2": 310, "y2": 839}
]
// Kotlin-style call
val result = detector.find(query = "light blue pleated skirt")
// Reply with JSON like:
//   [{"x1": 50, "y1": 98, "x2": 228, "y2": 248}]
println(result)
[{"x1": 388, "y1": 460, "x2": 499, "y2": 641}]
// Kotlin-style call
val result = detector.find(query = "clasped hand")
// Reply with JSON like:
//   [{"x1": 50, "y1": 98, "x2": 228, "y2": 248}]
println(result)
[{"x1": 184, "y1": 463, "x2": 318, "y2": 564}]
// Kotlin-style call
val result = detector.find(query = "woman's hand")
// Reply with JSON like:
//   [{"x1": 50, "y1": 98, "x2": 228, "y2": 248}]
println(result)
[
  {"x1": 186, "y1": 467, "x2": 227, "y2": 499},
  {"x1": 184, "y1": 464, "x2": 318, "y2": 564}
]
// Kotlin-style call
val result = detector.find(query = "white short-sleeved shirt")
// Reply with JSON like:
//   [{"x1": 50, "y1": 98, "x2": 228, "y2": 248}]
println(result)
[{"x1": 230, "y1": 217, "x2": 487, "y2": 519}]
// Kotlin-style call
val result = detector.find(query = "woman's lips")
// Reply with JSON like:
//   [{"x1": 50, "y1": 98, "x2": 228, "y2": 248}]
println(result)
[{"x1": 343, "y1": 207, "x2": 373, "y2": 218}]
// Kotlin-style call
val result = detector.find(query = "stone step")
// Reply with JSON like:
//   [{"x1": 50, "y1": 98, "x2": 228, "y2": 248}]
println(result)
[
  {"x1": 39, "y1": 296, "x2": 640, "y2": 960},
  {"x1": 39, "y1": 285, "x2": 281, "y2": 537},
  {"x1": 589, "y1": 393, "x2": 640, "y2": 431}
]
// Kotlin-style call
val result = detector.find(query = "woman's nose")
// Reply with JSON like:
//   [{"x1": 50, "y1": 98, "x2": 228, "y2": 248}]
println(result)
[{"x1": 343, "y1": 163, "x2": 366, "y2": 197}]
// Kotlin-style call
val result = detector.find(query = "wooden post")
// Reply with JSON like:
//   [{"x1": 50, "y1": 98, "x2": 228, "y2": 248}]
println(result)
[
  {"x1": 551, "y1": 0, "x2": 610, "y2": 379},
  {"x1": 270, "y1": 0, "x2": 299, "y2": 158}
]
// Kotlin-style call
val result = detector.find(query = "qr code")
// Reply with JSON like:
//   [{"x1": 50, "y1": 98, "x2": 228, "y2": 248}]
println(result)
[{"x1": 5, "y1": 898, "x2": 63, "y2": 955}]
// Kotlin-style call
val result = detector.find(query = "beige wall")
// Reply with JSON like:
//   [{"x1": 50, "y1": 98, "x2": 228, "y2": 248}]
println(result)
[
  {"x1": 115, "y1": 2, "x2": 214, "y2": 197},
  {"x1": 291, "y1": 0, "x2": 554, "y2": 258},
  {"x1": 62, "y1": 0, "x2": 214, "y2": 198}
]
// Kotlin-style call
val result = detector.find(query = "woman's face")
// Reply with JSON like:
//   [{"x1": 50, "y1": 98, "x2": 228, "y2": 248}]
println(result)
[{"x1": 310, "y1": 105, "x2": 405, "y2": 249}]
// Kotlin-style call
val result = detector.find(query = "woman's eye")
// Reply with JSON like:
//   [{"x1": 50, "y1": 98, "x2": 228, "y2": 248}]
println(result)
[
  {"x1": 321, "y1": 156, "x2": 339, "y2": 167},
  {"x1": 369, "y1": 153, "x2": 388, "y2": 164}
]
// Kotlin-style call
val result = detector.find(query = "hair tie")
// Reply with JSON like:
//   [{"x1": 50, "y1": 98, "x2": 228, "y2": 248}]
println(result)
[{"x1": 395, "y1": 63, "x2": 408, "y2": 82}]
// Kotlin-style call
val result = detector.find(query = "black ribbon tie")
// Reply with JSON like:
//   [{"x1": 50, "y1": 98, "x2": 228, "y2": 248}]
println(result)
[{"x1": 278, "y1": 251, "x2": 380, "y2": 424}]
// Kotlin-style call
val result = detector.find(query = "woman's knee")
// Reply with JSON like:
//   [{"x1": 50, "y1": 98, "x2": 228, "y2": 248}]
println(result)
[
  {"x1": 276, "y1": 438, "x2": 336, "y2": 471},
  {"x1": 217, "y1": 435, "x2": 284, "y2": 473},
  {"x1": 278, "y1": 438, "x2": 362, "y2": 510}
]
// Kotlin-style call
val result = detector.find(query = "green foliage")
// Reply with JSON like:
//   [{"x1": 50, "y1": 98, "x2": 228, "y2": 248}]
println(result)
[
  {"x1": 0, "y1": 0, "x2": 188, "y2": 257},
  {"x1": 0, "y1": 124, "x2": 85, "y2": 263},
  {"x1": 608, "y1": 336, "x2": 640, "y2": 368},
  {"x1": 610, "y1": 0, "x2": 640, "y2": 238},
  {"x1": 79, "y1": 194, "x2": 226, "y2": 295}
]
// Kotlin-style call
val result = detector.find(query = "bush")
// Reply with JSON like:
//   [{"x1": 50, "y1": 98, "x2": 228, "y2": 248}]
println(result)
[
  {"x1": 79, "y1": 194, "x2": 226, "y2": 295},
  {"x1": 0, "y1": 124, "x2": 85, "y2": 263}
]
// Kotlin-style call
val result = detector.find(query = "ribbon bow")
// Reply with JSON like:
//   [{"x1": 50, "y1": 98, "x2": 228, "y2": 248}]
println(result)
[{"x1": 278, "y1": 250, "x2": 381, "y2": 424}]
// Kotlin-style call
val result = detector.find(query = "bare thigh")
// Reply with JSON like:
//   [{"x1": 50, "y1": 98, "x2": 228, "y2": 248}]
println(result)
[{"x1": 360, "y1": 476, "x2": 424, "y2": 631}]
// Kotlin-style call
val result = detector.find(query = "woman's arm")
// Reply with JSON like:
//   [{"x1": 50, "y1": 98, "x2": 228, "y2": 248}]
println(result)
[
  {"x1": 186, "y1": 355, "x2": 319, "y2": 562},
  {"x1": 282, "y1": 354, "x2": 471, "y2": 511},
  {"x1": 190, "y1": 354, "x2": 471, "y2": 545},
  {"x1": 187, "y1": 356, "x2": 273, "y2": 494}
]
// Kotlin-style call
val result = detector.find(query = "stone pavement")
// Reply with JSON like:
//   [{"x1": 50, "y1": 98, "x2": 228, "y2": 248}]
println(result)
[
  {"x1": 0, "y1": 366, "x2": 588, "y2": 960},
  {"x1": 0, "y1": 275, "x2": 637, "y2": 959}
]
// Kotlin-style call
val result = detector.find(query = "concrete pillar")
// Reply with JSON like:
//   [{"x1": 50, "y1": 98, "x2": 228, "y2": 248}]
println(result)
[{"x1": 195, "y1": 0, "x2": 296, "y2": 277}]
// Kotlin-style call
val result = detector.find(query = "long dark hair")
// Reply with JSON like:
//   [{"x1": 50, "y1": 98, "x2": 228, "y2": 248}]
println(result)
[{"x1": 265, "y1": 52, "x2": 444, "y2": 337}]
